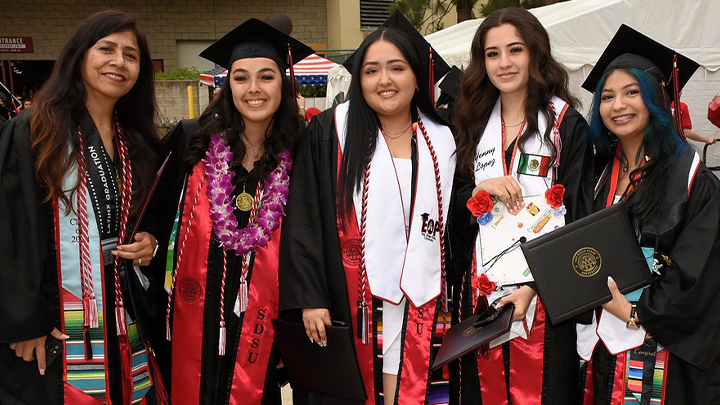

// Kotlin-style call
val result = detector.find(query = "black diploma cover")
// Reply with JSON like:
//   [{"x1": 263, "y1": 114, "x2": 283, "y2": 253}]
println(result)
[
  {"x1": 432, "y1": 303, "x2": 515, "y2": 370},
  {"x1": 271, "y1": 319, "x2": 366, "y2": 401},
  {"x1": 520, "y1": 203, "x2": 652, "y2": 324}
]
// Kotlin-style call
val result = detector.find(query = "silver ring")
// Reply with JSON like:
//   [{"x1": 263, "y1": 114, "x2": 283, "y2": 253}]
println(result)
[{"x1": 138, "y1": 258, "x2": 143, "y2": 265}]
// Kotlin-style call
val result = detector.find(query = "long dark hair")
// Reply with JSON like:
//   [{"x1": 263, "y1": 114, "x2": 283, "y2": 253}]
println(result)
[
  {"x1": 30, "y1": 10, "x2": 159, "y2": 217},
  {"x1": 339, "y1": 27, "x2": 445, "y2": 222},
  {"x1": 185, "y1": 64, "x2": 302, "y2": 179},
  {"x1": 588, "y1": 68, "x2": 688, "y2": 224},
  {"x1": 455, "y1": 7, "x2": 578, "y2": 175}
]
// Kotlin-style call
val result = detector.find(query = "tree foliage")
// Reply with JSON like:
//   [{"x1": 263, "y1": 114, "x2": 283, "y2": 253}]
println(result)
[
  {"x1": 391, "y1": 0, "x2": 570, "y2": 27},
  {"x1": 389, "y1": 0, "x2": 453, "y2": 34}
]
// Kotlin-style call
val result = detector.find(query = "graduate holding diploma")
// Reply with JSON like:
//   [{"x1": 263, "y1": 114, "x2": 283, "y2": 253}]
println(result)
[
  {"x1": 451, "y1": 7, "x2": 593, "y2": 404},
  {"x1": 279, "y1": 11, "x2": 456, "y2": 405},
  {"x1": 578, "y1": 25, "x2": 720, "y2": 404}
]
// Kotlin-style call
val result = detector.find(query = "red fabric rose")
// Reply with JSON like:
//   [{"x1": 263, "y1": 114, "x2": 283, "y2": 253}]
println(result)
[
  {"x1": 466, "y1": 190, "x2": 494, "y2": 217},
  {"x1": 545, "y1": 184, "x2": 565, "y2": 208},
  {"x1": 472, "y1": 274, "x2": 497, "y2": 296}
]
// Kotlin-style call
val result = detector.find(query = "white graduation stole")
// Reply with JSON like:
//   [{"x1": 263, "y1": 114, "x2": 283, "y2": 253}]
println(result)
[
  {"x1": 473, "y1": 96, "x2": 567, "y2": 275},
  {"x1": 334, "y1": 101, "x2": 455, "y2": 306}
]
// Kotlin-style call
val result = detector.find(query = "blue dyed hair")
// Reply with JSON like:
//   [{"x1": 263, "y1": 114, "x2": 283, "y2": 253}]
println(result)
[{"x1": 588, "y1": 68, "x2": 690, "y2": 223}]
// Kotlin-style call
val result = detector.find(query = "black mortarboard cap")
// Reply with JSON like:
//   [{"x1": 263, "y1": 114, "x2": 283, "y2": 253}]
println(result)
[
  {"x1": 200, "y1": 18, "x2": 314, "y2": 70},
  {"x1": 439, "y1": 66, "x2": 463, "y2": 101},
  {"x1": 581, "y1": 24, "x2": 700, "y2": 101},
  {"x1": 342, "y1": 10, "x2": 450, "y2": 84}
]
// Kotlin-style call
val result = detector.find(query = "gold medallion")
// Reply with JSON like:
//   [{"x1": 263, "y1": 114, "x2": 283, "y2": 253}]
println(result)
[{"x1": 235, "y1": 192, "x2": 253, "y2": 211}]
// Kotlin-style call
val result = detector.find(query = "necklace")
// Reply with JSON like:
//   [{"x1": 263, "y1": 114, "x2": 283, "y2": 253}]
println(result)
[
  {"x1": 382, "y1": 121, "x2": 413, "y2": 139},
  {"x1": 235, "y1": 182, "x2": 254, "y2": 211},
  {"x1": 503, "y1": 117, "x2": 525, "y2": 127},
  {"x1": 203, "y1": 132, "x2": 292, "y2": 255}
]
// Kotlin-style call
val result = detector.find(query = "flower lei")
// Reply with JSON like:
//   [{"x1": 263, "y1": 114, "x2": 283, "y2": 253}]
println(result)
[{"x1": 203, "y1": 133, "x2": 292, "y2": 255}]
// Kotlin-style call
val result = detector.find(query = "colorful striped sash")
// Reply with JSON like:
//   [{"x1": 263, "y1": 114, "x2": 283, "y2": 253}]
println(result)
[
  {"x1": 56, "y1": 166, "x2": 152, "y2": 403},
  {"x1": 624, "y1": 339, "x2": 667, "y2": 404}
]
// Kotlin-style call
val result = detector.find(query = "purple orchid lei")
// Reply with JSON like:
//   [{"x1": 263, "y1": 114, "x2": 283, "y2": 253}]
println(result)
[{"x1": 203, "y1": 133, "x2": 292, "y2": 255}]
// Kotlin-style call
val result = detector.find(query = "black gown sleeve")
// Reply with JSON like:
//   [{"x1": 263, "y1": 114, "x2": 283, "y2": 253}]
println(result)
[
  {"x1": 555, "y1": 107, "x2": 594, "y2": 223},
  {"x1": 279, "y1": 112, "x2": 333, "y2": 312},
  {"x1": 0, "y1": 112, "x2": 54, "y2": 343},
  {"x1": 637, "y1": 166, "x2": 720, "y2": 371}
]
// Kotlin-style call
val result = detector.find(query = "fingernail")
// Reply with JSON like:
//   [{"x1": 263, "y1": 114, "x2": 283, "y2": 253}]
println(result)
[
  {"x1": 62, "y1": 334, "x2": 70, "y2": 339},
  {"x1": 309, "y1": 338, "x2": 314, "y2": 343},
  {"x1": 111, "y1": 251, "x2": 118, "y2": 256},
  {"x1": 116, "y1": 246, "x2": 123, "y2": 251},
  {"x1": 607, "y1": 276, "x2": 614, "y2": 284},
  {"x1": 40, "y1": 368, "x2": 45, "y2": 375},
  {"x1": 322, "y1": 341, "x2": 327, "y2": 347}
]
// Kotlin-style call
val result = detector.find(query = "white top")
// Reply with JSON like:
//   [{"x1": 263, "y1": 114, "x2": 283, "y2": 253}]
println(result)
[{"x1": 393, "y1": 157, "x2": 413, "y2": 233}]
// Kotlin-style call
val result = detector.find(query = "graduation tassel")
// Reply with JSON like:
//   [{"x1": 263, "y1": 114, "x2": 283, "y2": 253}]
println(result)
[
  {"x1": 166, "y1": 313, "x2": 172, "y2": 341},
  {"x1": 239, "y1": 279, "x2": 248, "y2": 313},
  {"x1": 119, "y1": 334, "x2": 133, "y2": 381},
  {"x1": 357, "y1": 301, "x2": 371, "y2": 345},
  {"x1": 146, "y1": 344, "x2": 171, "y2": 405},
  {"x1": 82, "y1": 295, "x2": 99, "y2": 329},
  {"x1": 218, "y1": 322, "x2": 227, "y2": 356},
  {"x1": 288, "y1": 44, "x2": 296, "y2": 100},
  {"x1": 670, "y1": 56, "x2": 687, "y2": 142}
]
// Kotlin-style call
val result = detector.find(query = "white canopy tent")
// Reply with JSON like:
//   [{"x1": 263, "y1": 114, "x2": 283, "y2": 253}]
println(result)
[
  {"x1": 327, "y1": 0, "x2": 720, "y2": 164},
  {"x1": 424, "y1": 0, "x2": 720, "y2": 163}
]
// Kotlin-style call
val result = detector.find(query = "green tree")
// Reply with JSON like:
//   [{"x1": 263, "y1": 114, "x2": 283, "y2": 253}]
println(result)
[
  {"x1": 389, "y1": 0, "x2": 453, "y2": 34},
  {"x1": 454, "y1": 0, "x2": 480, "y2": 22},
  {"x1": 480, "y1": 0, "x2": 569, "y2": 17}
]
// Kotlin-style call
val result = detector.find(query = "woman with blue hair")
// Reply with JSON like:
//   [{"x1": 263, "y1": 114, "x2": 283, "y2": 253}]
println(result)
[{"x1": 578, "y1": 25, "x2": 720, "y2": 404}]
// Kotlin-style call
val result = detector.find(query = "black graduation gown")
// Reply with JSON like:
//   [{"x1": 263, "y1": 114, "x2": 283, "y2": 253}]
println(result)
[
  {"x1": 281, "y1": 107, "x2": 458, "y2": 405},
  {"x1": 153, "y1": 120, "x2": 283, "y2": 405},
  {"x1": 0, "y1": 110, "x2": 160, "y2": 404},
  {"x1": 588, "y1": 145, "x2": 720, "y2": 404},
  {"x1": 447, "y1": 107, "x2": 594, "y2": 405}
]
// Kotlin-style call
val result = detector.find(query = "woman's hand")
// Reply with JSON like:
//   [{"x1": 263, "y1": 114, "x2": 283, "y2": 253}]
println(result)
[
  {"x1": 9, "y1": 328, "x2": 69, "y2": 375},
  {"x1": 302, "y1": 307, "x2": 331, "y2": 347},
  {"x1": 707, "y1": 136, "x2": 717, "y2": 145},
  {"x1": 601, "y1": 276, "x2": 633, "y2": 322},
  {"x1": 113, "y1": 231, "x2": 157, "y2": 267},
  {"x1": 473, "y1": 176, "x2": 524, "y2": 214},
  {"x1": 496, "y1": 286, "x2": 536, "y2": 321}
]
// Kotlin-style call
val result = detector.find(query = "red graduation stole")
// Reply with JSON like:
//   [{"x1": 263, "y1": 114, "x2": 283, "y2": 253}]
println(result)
[{"x1": 169, "y1": 162, "x2": 281, "y2": 404}]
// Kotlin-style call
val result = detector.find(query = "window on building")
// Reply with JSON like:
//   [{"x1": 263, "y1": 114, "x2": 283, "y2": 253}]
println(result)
[{"x1": 360, "y1": 0, "x2": 394, "y2": 30}]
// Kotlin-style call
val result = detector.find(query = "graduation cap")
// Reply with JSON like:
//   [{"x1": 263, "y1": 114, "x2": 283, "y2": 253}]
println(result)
[
  {"x1": 199, "y1": 18, "x2": 314, "y2": 71},
  {"x1": 581, "y1": 24, "x2": 700, "y2": 101},
  {"x1": 438, "y1": 66, "x2": 463, "y2": 101},
  {"x1": 581, "y1": 24, "x2": 700, "y2": 140},
  {"x1": 342, "y1": 10, "x2": 450, "y2": 99}
]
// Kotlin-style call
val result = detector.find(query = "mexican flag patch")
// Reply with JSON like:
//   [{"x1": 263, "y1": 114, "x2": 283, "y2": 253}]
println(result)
[{"x1": 517, "y1": 153, "x2": 551, "y2": 177}]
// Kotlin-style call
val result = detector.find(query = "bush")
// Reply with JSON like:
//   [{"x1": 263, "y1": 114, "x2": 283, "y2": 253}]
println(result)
[
  {"x1": 299, "y1": 86, "x2": 327, "y2": 98},
  {"x1": 155, "y1": 67, "x2": 202, "y2": 81}
]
